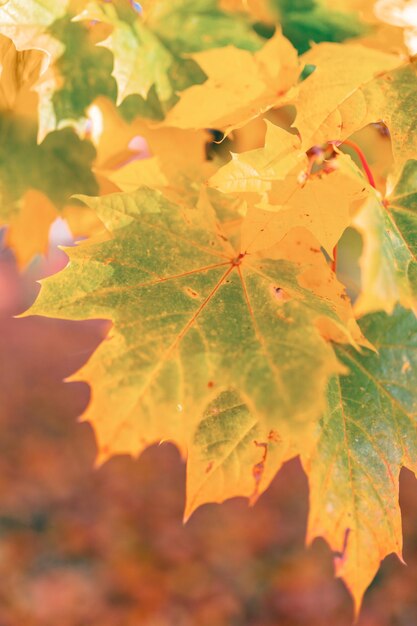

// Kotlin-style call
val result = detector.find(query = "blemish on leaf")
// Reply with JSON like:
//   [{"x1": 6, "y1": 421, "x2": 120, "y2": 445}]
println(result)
[
  {"x1": 185, "y1": 287, "x2": 200, "y2": 299},
  {"x1": 267, "y1": 430, "x2": 281, "y2": 443},
  {"x1": 231, "y1": 252, "x2": 246, "y2": 266},
  {"x1": 270, "y1": 285, "x2": 290, "y2": 302},
  {"x1": 402, "y1": 360, "x2": 411, "y2": 373},
  {"x1": 249, "y1": 440, "x2": 268, "y2": 506},
  {"x1": 205, "y1": 461, "x2": 214, "y2": 474}
]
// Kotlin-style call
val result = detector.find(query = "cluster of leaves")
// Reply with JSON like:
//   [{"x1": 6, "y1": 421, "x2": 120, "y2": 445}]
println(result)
[{"x1": 3, "y1": 0, "x2": 417, "y2": 616}]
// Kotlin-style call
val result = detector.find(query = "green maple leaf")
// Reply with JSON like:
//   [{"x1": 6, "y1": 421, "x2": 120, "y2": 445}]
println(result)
[
  {"x1": 271, "y1": 0, "x2": 367, "y2": 53},
  {"x1": 0, "y1": 116, "x2": 98, "y2": 222},
  {"x1": 354, "y1": 160, "x2": 417, "y2": 314},
  {"x1": 38, "y1": 11, "x2": 171, "y2": 138},
  {"x1": 26, "y1": 186, "x2": 361, "y2": 484},
  {"x1": 47, "y1": 17, "x2": 117, "y2": 125},
  {"x1": 304, "y1": 306, "x2": 417, "y2": 612}
]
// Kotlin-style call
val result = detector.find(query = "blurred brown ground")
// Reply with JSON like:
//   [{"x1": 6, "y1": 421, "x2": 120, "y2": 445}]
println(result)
[{"x1": 1, "y1": 233, "x2": 417, "y2": 626}]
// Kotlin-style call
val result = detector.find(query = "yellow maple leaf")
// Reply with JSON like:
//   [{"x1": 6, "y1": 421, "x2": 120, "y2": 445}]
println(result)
[
  {"x1": 162, "y1": 31, "x2": 299, "y2": 135},
  {"x1": 209, "y1": 120, "x2": 307, "y2": 194},
  {"x1": 92, "y1": 96, "x2": 210, "y2": 191},
  {"x1": 291, "y1": 42, "x2": 403, "y2": 151}
]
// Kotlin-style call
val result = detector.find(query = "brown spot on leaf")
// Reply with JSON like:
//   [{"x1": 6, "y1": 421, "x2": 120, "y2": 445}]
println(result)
[
  {"x1": 267, "y1": 430, "x2": 281, "y2": 443},
  {"x1": 185, "y1": 287, "x2": 199, "y2": 299},
  {"x1": 270, "y1": 285, "x2": 291, "y2": 302},
  {"x1": 231, "y1": 252, "x2": 246, "y2": 266},
  {"x1": 249, "y1": 441, "x2": 268, "y2": 506}
]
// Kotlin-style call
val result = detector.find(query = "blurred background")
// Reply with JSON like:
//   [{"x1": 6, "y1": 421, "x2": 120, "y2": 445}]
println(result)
[{"x1": 1, "y1": 229, "x2": 417, "y2": 626}]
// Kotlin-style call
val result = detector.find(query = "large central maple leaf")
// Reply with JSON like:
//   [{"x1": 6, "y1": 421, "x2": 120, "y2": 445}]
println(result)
[{"x1": 26, "y1": 187, "x2": 358, "y2": 494}]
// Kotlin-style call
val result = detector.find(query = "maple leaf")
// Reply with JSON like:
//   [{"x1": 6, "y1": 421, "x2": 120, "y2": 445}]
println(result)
[
  {"x1": 141, "y1": 0, "x2": 262, "y2": 53},
  {"x1": 240, "y1": 165, "x2": 368, "y2": 256},
  {"x1": 209, "y1": 125, "x2": 369, "y2": 256},
  {"x1": 185, "y1": 225, "x2": 372, "y2": 519},
  {"x1": 208, "y1": 121, "x2": 307, "y2": 194},
  {"x1": 0, "y1": 119, "x2": 98, "y2": 218},
  {"x1": 0, "y1": 119, "x2": 99, "y2": 266},
  {"x1": 303, "y1": 305, "x2": 417, "y2": 612},
  {"x1": 0, "y1": 0, "x2": 264, "y2": 140},
  {"x1": 290, "y1": 42, "x2": 402, "y2": 151},
  {"x1": 93, "y1": 97, "x2": 210, "y2": 192},
  {"x1": 0, "y1": 34, "x2": 99, "y2": 265},
  {"x1": 0, "y1": 0, "x2": 68, "y2": 52},
  {"x1": 332, "y1": 59, "x2": 417, "y2": 175},
  {"x1": 6, "y1": 0, "x2": 417, "y2": 618},
  {"x1": 36, "y1": 15, "x2": 118, "y2": 141},
  {"x1": 75, "y1": 0, "x2": 262, "y2": 108},
  {"x1": 272, "y1": 0, "x2": 367, "y2": 53},
  {"x1": 354, "y1": 159, "x2": 417, "y2": 314},
  {"x1": 162, "y1": 31, "x2": 299, "y2": 134},
  {"x1": 25, "y1": 187, "x2": 366, "y2": 477}
]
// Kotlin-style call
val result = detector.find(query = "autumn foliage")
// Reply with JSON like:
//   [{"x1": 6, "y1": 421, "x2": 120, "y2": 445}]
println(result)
[{"x1": 2, "y1": 0, "x2": 417, "y2": 621}]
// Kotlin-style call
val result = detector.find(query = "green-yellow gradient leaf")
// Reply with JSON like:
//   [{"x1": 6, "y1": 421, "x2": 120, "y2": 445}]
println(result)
[
  {"x1": 336, "y1": 60, "x2": 417, "y2": 175},
  {"x1": 291, "y1": 42, "x2": 402, "y2": 151},
  {"x1": 25, "y1": 187, "x2": 361, "y2": 475},
  {"x1": 78, "y1": 2, "x2": 175, "y2": 105},
  {"x1": 185, "y1": 388, "x2": 297, "y2": 520},
  {"x1": 303, "y1": 306, "x2": 417, "y2": 612},
  {"x1": 354, "y1": 160, "x2": 417, "y2": 315}
]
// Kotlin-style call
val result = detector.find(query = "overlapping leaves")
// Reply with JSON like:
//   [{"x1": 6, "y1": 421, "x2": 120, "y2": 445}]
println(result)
[{"x1": 4, "y1": 0, "x2": 417, "y2": 619}]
